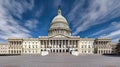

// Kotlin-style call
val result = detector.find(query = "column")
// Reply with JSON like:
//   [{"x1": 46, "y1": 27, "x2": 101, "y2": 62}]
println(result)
[
  {"x1": 48, "y1": 40, "x2": 50, "y2": 48},
  {"x1": 63, "y1": 40, "x2": 65, "y2": 48},
  {"x1": 46, "y1": 40, "x2": 47, "y2": 48},
  {"x1": 58, "y1": 40, "x2": 60, "y2": 47},
  {"x1": 71, "y1": 40, "x2": 74, "y2": 48},
  {"x1": 68, "y1": 40, "x2": 69, "y2": 48},
  {"x1": 43, "y1": 40, "x2": 44, "y2": 48},
  {"x1": 73, "y1": 40, "x2": 75, "y2": 48},
  {"x1": 50, "y1": 40, "x2": 53, "y2": 49},
  {"x1": 51, "y1": 40, "x2": 54, "y2": 48},
  {"x1": 61, "y1": 40, "x2": 63, "y2": 48},
  {"x1": 64, "y1": 40, "x2": 65, "y2": 48},
  {"x1": 18, "y1": 41, "x2": 19, "y2": 54},
  {"x1": 100, "y1": 50, "x2": 101, "y2": 54},
  {"x1": 46, "y1": 40, "x2": 48, "y2": 48}
]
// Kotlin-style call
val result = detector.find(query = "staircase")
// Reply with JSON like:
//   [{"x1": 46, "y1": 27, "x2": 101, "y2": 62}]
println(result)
[{"x1": 48, "y1": 53, "x2": 71, "y2": 56}]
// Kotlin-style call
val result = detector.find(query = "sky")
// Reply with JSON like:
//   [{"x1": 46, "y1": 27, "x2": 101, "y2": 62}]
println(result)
[{"x1": 0, "y1": 0, "x2": 120, "y2": 43}]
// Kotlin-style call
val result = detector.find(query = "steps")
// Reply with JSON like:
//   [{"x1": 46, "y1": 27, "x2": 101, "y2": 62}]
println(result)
[{"x1": 48, "y1": 53, "x2": 71, "y2": 56}]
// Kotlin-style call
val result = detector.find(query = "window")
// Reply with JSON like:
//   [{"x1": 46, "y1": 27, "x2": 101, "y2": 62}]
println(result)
[
  {"x1": 85, "y1": 45, "x2": 86, "y2": 48},
  {"x1": 36, "y1": 50, "x2": 37, "y2": 53},
  {"x1": 25, "y1": 51, "x2": 27, "y2": 53},
  {"x1": 88, "y1": 45, "x2": 90, "y2": 48},
  {"x1": 29, "y1": 51, "x2": 31, "y2": 53},
  {"x1": 81, "y1": 45, "x2": 83, "y2": 48},
  {"x1": 33, "y1": 45, "x2": 34, "y2": 48},
  {"x1": 36, "y1": 45, "x2": 37, "y2": 48},
  {"x1": 33, "y1": 42, "x2": 34, "y2": 44},
  {"x1": 33, "y1": 51, "x2": 34, "y2": 53},
  {"x1": 29, "y1": 45, "x2": 30, "y2": 48}
]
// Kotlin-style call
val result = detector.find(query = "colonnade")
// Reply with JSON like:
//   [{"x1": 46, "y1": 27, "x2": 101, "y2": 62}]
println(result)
[
  {"x1": 49, "y1": 29, "x2": 70, "y2": 36},
  {"x1": 97, "y1": 49, "x2": 112, "y2": 54},
  {"x1": 96, "y1": 41, "x2": 110, "y2": 45},
  {"x1": 41, "y1": 40, "x2": 78, "y2": 53},
  {"x1": 8, "y1": 41, "x2": 22, "y2": 54},
  {"x1": 95, "y1": 40, "x2": 112, "y2": 54}
]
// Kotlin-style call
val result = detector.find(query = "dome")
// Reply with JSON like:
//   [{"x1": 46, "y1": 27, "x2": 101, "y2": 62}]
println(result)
[
  {"x1": 48, "y1": 7, "x2": 71, "y2": 36},
  {"x1": 52, "y1": 14, "x2": 67, "y2": 23}
]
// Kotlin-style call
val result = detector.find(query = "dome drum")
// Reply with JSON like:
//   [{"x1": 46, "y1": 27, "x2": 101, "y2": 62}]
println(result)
[{"x1": 49, "y1": 28, "x2": 71, "y2": 32}]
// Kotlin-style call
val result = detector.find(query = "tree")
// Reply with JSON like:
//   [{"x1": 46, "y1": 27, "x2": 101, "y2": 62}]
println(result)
[{"x1": 115, "y1": 42, "x2": 120, "y2": 54}]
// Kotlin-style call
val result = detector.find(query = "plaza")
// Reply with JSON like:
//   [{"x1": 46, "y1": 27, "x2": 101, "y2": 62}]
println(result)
[{"x1": 0, "y1": 54, "x2": 120, "y2": 67}]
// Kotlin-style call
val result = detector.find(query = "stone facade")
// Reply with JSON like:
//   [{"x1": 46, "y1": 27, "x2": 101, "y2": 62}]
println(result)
[
  {"x1": 0, "y1": 43, "x2": 8, "y2": 54},
  {"x1": 79, "y1": 38, "x2": 94, "y2": 54},
  {"x1": 8, "y1": 38, "x2": 23, "y2": 54},
  {"x1": 94, "y1": 38, "x2": 112, "y2": 54},
  {"x1": 22, "y1": 38, "x2": 40, "y2": 54},
  {"x1": 0, "y1": 7, "x2": 114, "y2": 55}
]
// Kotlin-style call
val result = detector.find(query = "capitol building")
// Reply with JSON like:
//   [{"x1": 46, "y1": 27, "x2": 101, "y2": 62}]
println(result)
[{"x1": 0, "y1": 7, "x2": 114, "y2": 56}]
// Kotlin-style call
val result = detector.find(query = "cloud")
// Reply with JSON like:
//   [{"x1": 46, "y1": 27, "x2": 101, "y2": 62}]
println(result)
[
  {"x1": 0, "y1": 0, "x2": 34, "y2": 41},
  {"x1": 90, "y1": 22, "x2": 120, "y2": 37},
  {"x1": 93, "y1": 22, "x2": 120, "y2": 43},
  {"x1": 99, "y1": 29, "x2": 120, "y2": 43},
  {"x1": 68, "y1": 0, "x2": 120, "y2": 35},
  {"x1": 1, "y1": 0, "x2": 34, "y2": 19},
  {"x1": 34, "y1": 8, "x2": 43, "y2": 18},
  {"x1": 25, "y1": 19, "x2": 39, "y2": 29}
]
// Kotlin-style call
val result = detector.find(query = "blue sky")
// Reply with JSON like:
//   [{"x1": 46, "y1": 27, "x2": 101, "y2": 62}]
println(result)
[{"x1": 0, "y1": 0, "x2": 120, "y2": 42}]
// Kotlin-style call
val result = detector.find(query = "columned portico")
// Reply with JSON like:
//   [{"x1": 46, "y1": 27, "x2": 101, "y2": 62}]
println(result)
[{"x1": 39, "y1": 36, "x2": 80, "y2": 53}]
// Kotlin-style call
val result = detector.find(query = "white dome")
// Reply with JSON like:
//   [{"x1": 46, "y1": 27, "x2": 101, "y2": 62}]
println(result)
[{"x1": 52, "y1": 14, "x2": 67, "y2": 23}]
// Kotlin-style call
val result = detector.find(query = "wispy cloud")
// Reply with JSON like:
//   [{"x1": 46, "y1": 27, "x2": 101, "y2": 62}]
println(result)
[
  {"x1": 2, "y1": 0, "x2": 34, "y2": 19},
  {"x1": 25, "y1": 19, "x2": 39, "y2": 29},
  {"x1": 100, "y1": 30, "x2": 120, "y2": 38},
  {"x1": 68, "y1": 0, "x2": 120, "y2": 35},
  {"x1": 90, "y1": 22, "x2": 120, "y2": 37},
  {"x1": 87, "y1": 21, "x2": 120, "y2": 43},
  {"x1": 99, "y1": 29, "x2": 120, "y2": 43},
  {"x1": 0, "y1": 0, "x2": 34, "y2": 41}
]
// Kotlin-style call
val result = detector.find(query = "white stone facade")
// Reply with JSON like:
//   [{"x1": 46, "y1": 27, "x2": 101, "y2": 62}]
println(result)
[
  {"x1": 79, "y1": 38, "x2": 94, "y2": 54},
  {"x1": 0, "y1": 43, "x2": 8, "y2": 54},
  {"x1": 22, "y1": 38, "x2": 41, "y2": 54}
]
